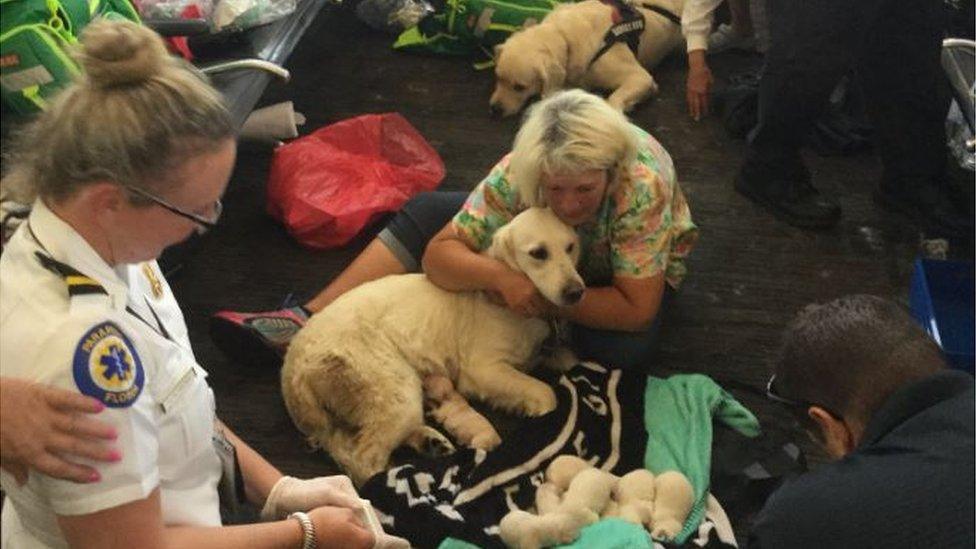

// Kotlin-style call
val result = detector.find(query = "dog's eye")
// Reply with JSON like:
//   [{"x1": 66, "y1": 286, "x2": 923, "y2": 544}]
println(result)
[
  {"x1": 513, "y1": 83, "x2": 527, "y2": 93},
  {"x1": 566, "y1": 243, "x2": 575, "y2": 254},
  {"x1": 529, "y1": 247, "x2": 549, "y2": 260}
]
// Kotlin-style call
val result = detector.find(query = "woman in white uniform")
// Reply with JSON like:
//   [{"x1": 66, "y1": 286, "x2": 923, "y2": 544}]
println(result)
[{"x1": 0, "y1": 19, "x2": 384, "y2": 549}]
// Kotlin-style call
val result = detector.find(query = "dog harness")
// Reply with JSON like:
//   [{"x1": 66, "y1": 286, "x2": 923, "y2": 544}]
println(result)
[{"x1": 589, "y1": 0, "x2": 682, "y2": 68}]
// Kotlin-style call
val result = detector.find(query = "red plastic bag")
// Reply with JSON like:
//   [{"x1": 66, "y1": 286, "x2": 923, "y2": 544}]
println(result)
[{"x1": 267, "y1": 113, "x2": 445, "y2": 249}]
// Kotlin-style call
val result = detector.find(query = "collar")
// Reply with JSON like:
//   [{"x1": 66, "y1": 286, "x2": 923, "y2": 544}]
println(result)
[
  {"x1": 859, "y1": 370, "x2": 974, "y2": 448},
  {"x1": 29, "y1": 199, "x2": 130, "y2": 311}
]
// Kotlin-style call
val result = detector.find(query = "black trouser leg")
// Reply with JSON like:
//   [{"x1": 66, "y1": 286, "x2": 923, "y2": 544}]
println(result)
[
  {"x1": 855, "y1": 0, "x2": 947, "y2": 191},
  {"x1": 745, "y1": 0, "x2": 855, "y2": 179},
  {"x1": 855, "y1": 0, "x2": 972, "y2": 237}
]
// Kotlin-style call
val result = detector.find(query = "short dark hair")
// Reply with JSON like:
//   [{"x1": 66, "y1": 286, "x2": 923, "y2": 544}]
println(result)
[{"x1": 775, "y1": 294, "x2": 946, "y2": 425}]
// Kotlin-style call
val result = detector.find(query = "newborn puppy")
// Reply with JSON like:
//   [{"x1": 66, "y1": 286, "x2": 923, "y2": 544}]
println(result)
[
  {"x1": 651, "y1": 470, "x2": 694, "y2": 539},
  {"x1": 545, "y1": 455, "x2": 592, "y2": 491},
  {"x1": 499, "y1": 506, "x2": 593, "y2": 549},
  {"x1": 499, "y1": 466, "x2": 617, "y2": 549},
  {"x1": 423, "y1": 375, "x2": 502, "y2": 450},
  {"x1": 609, "y1": 468, "x2": 656, "y2": 527}
]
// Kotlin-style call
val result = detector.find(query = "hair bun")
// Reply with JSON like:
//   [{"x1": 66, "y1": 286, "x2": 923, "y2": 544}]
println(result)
[{"x1": 75, "y1": 19, "x2": 170, "y2": 88}]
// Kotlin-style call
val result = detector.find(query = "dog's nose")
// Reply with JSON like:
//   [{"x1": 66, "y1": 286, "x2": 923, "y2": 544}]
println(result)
[
  {"x1": 489, "y1": 104, "x2": 503, "y2": 118},
  {"x1": 562, "y1": 285, "x2": 584, "y2": 305}
]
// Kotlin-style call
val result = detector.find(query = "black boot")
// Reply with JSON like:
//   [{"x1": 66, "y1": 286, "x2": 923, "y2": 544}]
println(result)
[
  {"x1": 873, "y1": 181, "x2": 974, "y2": 239},
  {"x1": 734, "y1": 161, "x2": 842, "y2": 229}
]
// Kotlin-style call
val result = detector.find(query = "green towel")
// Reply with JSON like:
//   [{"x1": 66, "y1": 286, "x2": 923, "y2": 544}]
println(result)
[
  {"x1": 643, "y1": 374, "x2": 760, "y2": 544},
  {"x1": 438, "y1": 519, "x2": 653, "y2": 549},
  {"x1": 557, "y1": 518, "x2": 654, "y2": 549},
  {"x1": 438, "y1": 538, "x2": 481, "y2": 549}
]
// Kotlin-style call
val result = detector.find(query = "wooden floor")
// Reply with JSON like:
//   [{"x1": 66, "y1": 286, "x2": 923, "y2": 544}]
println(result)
[{"x1": 162, "y1": 3, "x2": 973, "y2": 542}]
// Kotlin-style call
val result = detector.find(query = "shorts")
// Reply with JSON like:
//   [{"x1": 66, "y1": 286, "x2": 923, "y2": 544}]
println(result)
[{"x1": 377, "y1": 191, "x2": 467, "y2": 272}]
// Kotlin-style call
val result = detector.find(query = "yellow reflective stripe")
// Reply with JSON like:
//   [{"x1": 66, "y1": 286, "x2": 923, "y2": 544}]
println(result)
[{"x1": 65, "y1": 275, "x2": 98, "y2": 286}]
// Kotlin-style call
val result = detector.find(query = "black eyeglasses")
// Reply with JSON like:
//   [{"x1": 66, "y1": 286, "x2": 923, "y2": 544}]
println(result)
[
  {"x1": 765, "y1": 374, "x2": 843, "y2": 419},
  {"x1": 125, "y1": 185, "x2": 222, "y2": 234}
]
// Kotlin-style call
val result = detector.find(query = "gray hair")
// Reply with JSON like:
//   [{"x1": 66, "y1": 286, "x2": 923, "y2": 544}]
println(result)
[{"x1": 506, "y1": 89, "x2": 638, "y2": 207}]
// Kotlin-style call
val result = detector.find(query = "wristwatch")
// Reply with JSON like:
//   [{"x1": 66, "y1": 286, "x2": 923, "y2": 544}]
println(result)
[{"x1": 288, "y1": 511, "x2": 317, "y2": 549}]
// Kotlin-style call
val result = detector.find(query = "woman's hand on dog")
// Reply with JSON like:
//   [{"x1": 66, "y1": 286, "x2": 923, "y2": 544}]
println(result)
[
  {"x1": 686, "y1": 50, "x2": 713, "y2": 121},
  {"x1": 494, "y1": 271, "x2": 550, "y2": 318}
]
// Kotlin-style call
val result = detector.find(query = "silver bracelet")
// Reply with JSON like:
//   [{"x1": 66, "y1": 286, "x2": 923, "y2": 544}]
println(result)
[{"x1": 288, "y1": 511, "x2": 316, "y2": 549}]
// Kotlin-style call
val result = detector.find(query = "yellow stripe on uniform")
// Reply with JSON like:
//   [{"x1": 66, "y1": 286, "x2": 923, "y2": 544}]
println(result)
[{"x1": 65, "y1": 275, "x2": 98, "y2": 287}]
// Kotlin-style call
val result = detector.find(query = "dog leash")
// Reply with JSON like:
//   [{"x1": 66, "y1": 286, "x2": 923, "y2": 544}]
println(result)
[{"x1": 589, "y1": 0, "x2": 681, "y2": 68}]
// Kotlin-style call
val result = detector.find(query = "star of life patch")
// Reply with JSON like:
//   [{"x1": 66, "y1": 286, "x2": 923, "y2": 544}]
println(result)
[{"x1": 73, "y1": 321, "x2": 144, "y2": 408}]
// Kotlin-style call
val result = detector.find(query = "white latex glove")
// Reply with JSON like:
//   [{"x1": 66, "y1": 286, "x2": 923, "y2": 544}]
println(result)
[
  {"x1": 260, "y1": 475, "x2": 362, "y2": 521},
  {"x1": 359, "y1": 499, "x2": 411, "y2": 549},
  {"x1": 263, "y1": 476, "x2": 411, "y2": 548}
]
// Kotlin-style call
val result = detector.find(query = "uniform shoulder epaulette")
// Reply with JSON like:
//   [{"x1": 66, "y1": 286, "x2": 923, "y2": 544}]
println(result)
[{"x1": 34, "y1": 252, "x2": 108, "y2": 297}]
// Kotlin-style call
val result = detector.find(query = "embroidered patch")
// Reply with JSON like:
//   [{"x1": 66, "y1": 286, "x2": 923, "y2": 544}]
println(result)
[{"x1": 73, "y1": 322, "x2": 144, "y2": 408}]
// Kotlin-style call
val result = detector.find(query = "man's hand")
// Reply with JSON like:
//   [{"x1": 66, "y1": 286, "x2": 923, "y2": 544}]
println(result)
[
  {"x1": 0, "y1": 378, "x2": 119, "y2": 484},
  {"x1": 686, "y1": 49, "x2": 713, "y2": 121}
]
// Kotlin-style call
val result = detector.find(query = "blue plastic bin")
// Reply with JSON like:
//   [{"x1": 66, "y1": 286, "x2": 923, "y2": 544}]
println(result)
[{"x1": 909, "y1": 259, "x2": 975, "y2": 374}]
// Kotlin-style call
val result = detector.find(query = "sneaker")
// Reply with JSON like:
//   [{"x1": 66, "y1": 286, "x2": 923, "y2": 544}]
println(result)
[
  {"x1": 735, "y1": 164, "x2": 842, "y2": 229},
  {"x1": 708, "y1": 23, "x2": 757, "y2": 55},
  {"x1": 210, "y1": 301, "x2": 310, "y2": 368}
]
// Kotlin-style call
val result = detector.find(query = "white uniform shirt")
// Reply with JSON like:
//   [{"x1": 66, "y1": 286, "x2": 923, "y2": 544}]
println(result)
[
  {"x1": 681, "y1": 0, "x2": 724, "y2": 52},
  {"x1": 0, "y1": 200, "x2": 222, "y2": 548}
]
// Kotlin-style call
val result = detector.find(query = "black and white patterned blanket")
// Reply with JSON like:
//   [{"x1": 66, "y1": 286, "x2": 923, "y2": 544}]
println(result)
[{"x1": 360, "y1": 363, "x2": 737, "y2": 549}]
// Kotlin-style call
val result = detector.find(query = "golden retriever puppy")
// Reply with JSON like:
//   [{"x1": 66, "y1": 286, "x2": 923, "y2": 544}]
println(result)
[
  {"x1": 490, "y1": 0, "x2": 684, "y2": 117},
  {"x1": 423, "y1": 374, "x2": 502, "y2": 451},
  {"x1": 281, "y1": 207, "x2": 584, "y2": 485}
]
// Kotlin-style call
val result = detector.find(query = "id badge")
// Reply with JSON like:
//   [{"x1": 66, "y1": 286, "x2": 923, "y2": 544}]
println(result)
[{"x1": 213, "y1": 422, "x2": 246, "y2": 516}]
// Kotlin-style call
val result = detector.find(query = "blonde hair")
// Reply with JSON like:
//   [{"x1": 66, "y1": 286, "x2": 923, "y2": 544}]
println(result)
[
  {"x1": 1, "y1": 19, "x2": 233, "y2": 204},
  {"x1": 507, "y1": 89, "x2": 638, "y2": 207}
]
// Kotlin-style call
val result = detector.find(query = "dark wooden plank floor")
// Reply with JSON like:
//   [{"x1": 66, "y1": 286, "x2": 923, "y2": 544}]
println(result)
[{"x1": 162, "y1": 3, "x2": 973, "y2": 542}]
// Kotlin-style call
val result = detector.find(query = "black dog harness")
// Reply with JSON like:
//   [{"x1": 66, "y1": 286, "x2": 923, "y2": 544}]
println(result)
[{"x1": 589, "y1": 0, "x2": 682, "y2": 68}]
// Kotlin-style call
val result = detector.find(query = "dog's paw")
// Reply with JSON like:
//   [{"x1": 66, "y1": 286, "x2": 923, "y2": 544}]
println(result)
[
  {"x1": 419, "y1": 426, "x2": 456, "y2": 457},
  {"x1": 519, "y1": 385, "x2": 557, "y2": 417}
]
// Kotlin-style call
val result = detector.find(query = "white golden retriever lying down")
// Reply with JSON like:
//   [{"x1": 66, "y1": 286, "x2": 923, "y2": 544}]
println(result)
[
  {"x1": 281, "y1": 207, "x2": 584, "y2": 485},
  {"x1": 490, "y1": 0, "x2": 685, "y2": 117}
]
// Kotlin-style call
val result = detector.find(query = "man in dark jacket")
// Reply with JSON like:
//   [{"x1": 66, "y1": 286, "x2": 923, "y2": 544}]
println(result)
[{"x1": 751, "y1": 294, "x2": 974, "y2": 548}]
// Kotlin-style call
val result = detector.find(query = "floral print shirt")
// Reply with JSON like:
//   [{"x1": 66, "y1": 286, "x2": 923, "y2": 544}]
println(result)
[{"x1": 453, "y1": 125, "x2": 698, "y2": 288}]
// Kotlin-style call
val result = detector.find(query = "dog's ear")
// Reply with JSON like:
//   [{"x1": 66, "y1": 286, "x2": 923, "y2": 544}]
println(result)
[
  {"x1": 493, "y1": 43, "x2": 505, "y2": 59},
  {"x1": 538, "y1": 57, "x2": 567, "y2": 97},
  {"x1": 487, "y1": 222, "x2": 520, "y2": 270}
]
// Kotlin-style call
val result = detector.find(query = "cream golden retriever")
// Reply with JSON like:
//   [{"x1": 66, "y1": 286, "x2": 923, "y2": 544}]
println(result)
[
  {"x1": 281, "y1": 207, "x2": 584, "y2": 485},
  {"x1": 490, "y1": 0, "x2": 685, "y2": 117}
]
